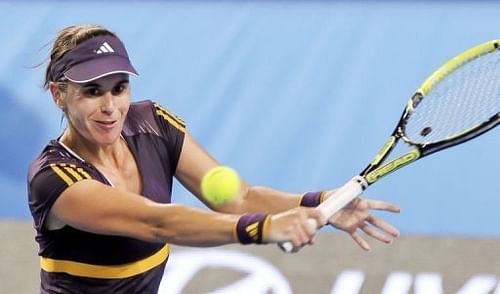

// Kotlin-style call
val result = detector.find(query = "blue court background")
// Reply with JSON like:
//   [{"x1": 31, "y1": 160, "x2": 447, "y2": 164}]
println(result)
[{"x1": 0, "y1": 1, "x2": 498, "y2": 237}]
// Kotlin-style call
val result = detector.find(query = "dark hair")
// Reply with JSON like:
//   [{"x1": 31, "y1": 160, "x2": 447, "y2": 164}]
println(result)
[{"x1": 44, "y1": 24, "x2": 117, "y2": 89}]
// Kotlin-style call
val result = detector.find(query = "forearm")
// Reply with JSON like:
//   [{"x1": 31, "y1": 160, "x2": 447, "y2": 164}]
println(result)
[
  {"x1": 147, "y1": 204, "x2": 240, "y2": 247},
  {"x1": 214, "y1": 184, "x2": 303, "y2": 214}
]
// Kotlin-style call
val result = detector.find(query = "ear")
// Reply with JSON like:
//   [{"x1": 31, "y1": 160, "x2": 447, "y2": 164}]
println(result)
[{"x1": 49, "y1": 81, "x2": 65, "y2": 110}]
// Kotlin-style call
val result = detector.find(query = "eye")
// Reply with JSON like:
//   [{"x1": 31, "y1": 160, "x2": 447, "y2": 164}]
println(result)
[
  {"x1": 83, "y1": 87, "x2": 102, "y2": 97},
  {"x1": 112, "y1": 83, "x2": 128, "y2": 95}
]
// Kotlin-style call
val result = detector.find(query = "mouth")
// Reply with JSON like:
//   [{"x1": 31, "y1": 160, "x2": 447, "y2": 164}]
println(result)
[{"x1": 94, "y1": 119, "x2": 118, "y2": 130}]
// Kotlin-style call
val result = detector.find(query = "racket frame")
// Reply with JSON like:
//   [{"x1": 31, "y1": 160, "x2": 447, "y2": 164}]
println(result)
[
  {"x1": 363, "y1": 39, "x2": 500, "y2": 185},
  {"x1": 280, "y1": 39, "x2": 500, "y2": 253}
]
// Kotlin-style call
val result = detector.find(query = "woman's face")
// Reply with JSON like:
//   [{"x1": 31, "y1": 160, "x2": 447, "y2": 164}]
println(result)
[{"x1": 60, "y1": 73, "x2": 131, "y2": 146}]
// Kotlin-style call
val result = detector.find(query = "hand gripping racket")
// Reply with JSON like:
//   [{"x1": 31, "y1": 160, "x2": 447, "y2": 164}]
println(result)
[{"x1": 280, "y1": 39, "x2": 500, "y2": 252}]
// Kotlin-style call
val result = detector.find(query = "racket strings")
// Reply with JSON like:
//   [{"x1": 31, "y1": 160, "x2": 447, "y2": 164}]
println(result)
[{"x1": 404, "y1": 50, "x2": 500, "y2": 144}]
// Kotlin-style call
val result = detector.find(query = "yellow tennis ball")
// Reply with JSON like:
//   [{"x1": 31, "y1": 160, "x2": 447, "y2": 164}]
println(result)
[{"x1": 201, "y1": 166, "x2": 241, "y2": 205}]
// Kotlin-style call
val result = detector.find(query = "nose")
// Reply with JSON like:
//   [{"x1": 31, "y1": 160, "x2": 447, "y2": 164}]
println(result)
[{"x1": 100, "y1": 92, "x2": 115, "y2": 115}]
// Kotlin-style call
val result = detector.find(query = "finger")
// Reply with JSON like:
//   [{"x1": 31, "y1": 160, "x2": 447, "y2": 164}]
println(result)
[
  {"x1": 290, "y1": 228, "x2": 306, "y2": 248},
  {"x1": 291, "y1": 237, "x2": 302, "y2": 250},
  {"x1": 366, "y1": 215, "x2": 400, "y2": 237},
  {"x1": 307, "y1": 235, "x2": 317, "y2": 246},
  {"x1": 306, "y1": 208, "x2": 327, "y2": 227},
  {"x1": 297, "y1": 221, "x2": 313, "y2": 246},
  {"x1": 350, "y1": 230, "x2": 371, "y2": 251},
  {"x1": 289, "y1": 211, "x2": 320, "y2": 249},
  {"x1": 305, "y1": 219, "x2": 318, "y2": 236},
  {"x1": 299, "y1": 216, "x2": 320, "y2": 246},
  {"x1": 360, "y1": 223, "x2": 394, "y2": 244},
  {"x1": 365, "y1": 199, "x2": 401, "y2": 213}
]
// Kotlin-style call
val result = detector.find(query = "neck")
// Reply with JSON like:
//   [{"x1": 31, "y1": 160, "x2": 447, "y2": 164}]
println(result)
[{"x1": 60, "y1": 127, "x2": 125, "y2": 168}]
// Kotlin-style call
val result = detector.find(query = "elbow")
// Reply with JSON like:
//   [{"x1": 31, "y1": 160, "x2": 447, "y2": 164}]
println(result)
[
  {"x1": 147, "y1": 223, "x2": 166, "y2": 243},
  {"x1": 140, "y1": 214, "x2": 177, "y2": 243},
  {"x1": 210, "y1": 185, "x2": 252, "y2": 214}
]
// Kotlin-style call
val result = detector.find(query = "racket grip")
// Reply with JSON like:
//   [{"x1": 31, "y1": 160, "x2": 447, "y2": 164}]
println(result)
[{"x1": 279, "y1": 176, "x2": 367, "y2": 253}]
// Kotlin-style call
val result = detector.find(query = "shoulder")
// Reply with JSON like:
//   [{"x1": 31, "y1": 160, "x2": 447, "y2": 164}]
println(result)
[
  {"x1": 28, "y1": 140, "x2": 99, "y2": 193},
  {"x1": 150, "y1": 101, "x2": 186, "y2": 134},
  {"x1": 27, "y1": 141, "x2": 96, "y2": 231},
  {"x1": 124, "y1": 99, "x2": 186, "y2": 137},
  {"x1": 123, "y1": 100, "x2": 158, "y2": 136},
  {"x1": 28, "y1": 140, "x2": 79, "y2": 182}
]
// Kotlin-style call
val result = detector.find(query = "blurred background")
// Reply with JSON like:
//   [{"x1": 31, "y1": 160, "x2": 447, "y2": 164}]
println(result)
[{"x1": 0, "y1": 1, "x2": 499, "y2": 293}]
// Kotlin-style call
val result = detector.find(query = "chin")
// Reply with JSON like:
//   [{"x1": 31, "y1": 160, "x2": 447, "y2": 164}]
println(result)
[{"x1": 95, "y1": 133, "x2": 121, "y2": 146}]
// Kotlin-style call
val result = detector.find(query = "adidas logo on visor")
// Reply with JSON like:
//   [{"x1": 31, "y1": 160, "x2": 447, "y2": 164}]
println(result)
[{"x1": 95, "y1": 42, "x2": 115, "y2": 54}]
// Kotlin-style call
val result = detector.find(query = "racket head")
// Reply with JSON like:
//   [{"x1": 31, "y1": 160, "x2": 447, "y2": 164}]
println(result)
[
  {"x1": 399, "y1": 40, "x2": 500, "y2": 155},
  {"x1": 361, "y1": 40, "x2": 500, "y2": 184}
]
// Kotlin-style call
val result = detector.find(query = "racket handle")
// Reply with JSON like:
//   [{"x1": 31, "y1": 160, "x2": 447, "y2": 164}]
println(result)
[{"x1": 279, "y1": 176, "x2": 367, "y2": 253}]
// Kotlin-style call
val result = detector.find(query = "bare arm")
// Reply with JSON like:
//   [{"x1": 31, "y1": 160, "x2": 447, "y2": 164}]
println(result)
[
  {"x1": 49, "y1": 179, "x2": 325, "y2": 247},
  {"x1": 50, "y1": 179, "x2": 239, "y2": 246},
  {"x1": 175, "y1": 132, "x2": 302, "y2": 214},
  {"x1": 175, "y1": 131, "x2": 400, "y2": 250}
]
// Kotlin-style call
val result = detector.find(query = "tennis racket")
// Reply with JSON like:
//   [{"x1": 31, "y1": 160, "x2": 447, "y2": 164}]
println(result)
[{"x1": 280, "y1": 39, "x2": 500, "y2": 253}]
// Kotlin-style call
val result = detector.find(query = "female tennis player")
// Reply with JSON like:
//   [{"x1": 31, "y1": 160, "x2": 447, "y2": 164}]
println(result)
[{"x1": 27, "y1": 24, "x2": 400, "y2": 293}]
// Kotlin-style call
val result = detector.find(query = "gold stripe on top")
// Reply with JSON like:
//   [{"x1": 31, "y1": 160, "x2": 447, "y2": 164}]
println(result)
[
  {"x1": 50, "y1": 163, "x2": 92, "y2": 186},
  {"x1": 232, "y1": 219, "x2": 240, "y2": 243},
  {"x1": 76, "y1": 167, "x2": 92, "y2": 179},
  {"x1": 246, "y1": 222, "x2": 259, "y2": 233},
  {"x1": 69, "y1": 164, "x2": 92, "y2": 180},
  {"x1": 156, "y1": 110, "x2": 186, "y2": 133},
  {"x1": 50, "y1": 164, "x2": 74, "y2": 186},
  {"x1": 319, "y1": 191, "x2": 327, "y2": 204},
  {"x1": 40, "y1": 244, "x2": 170, "y2": 279},
  {"x1": 154, "y1": 103, "x2": 186, "y2": 125},
  {"x1": 63, "y1": 166, "x2": 83, "y2": 181},
  {"x1": 154, "y1": 103, "x2": 186, "y2": 133},
  {"x1": 297, "y1": 194, "x2": 306, "y2": 207},
  {"x1": 246, "y1": 222, "x2": 259, "y2": 241},
  {"x1": 261, "y1": 215, "x2": 271, "y2": 243}
]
